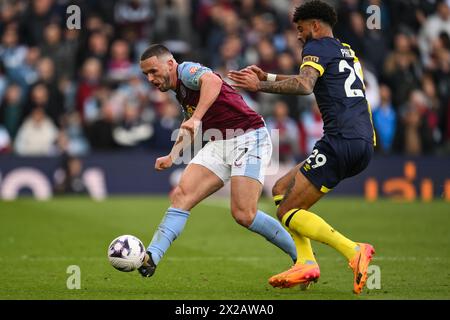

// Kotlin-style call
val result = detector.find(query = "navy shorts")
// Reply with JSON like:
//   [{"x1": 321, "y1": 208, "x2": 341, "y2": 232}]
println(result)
[{"x1": 300, "y1": 135, "x2": 373, "y2": 193}]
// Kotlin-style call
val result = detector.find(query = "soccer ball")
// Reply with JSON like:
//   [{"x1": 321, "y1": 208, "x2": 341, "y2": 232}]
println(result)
[{"x1": 107, "y1": 235, "x2": 145, "y2": 272}]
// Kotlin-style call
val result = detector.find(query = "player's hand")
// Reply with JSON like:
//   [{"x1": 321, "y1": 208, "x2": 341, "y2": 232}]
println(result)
[
  {"x1": 155, "y1": 155, "x2": 173, "y2": 171},
  {"x1": 180, "y1": 117, "x2": 201, "y2": 137},
  {"x1": 227, "y1": 69, "x2": 261, "y2": 92},
  {"x1": 244, "y1": 65, "x2": 267, "y2": 81},
  {"x1": 229, "y1": 65, "x2": 267, "y2": 81}
]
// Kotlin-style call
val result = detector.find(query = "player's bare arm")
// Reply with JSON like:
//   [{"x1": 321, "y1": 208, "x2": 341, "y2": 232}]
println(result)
[
  {"x1": 259, "y1": 66, "x2": 319, "y2": 94},
  {"x1": 157, "y1": 73, "x2": 222, "y2": 171},
  {"x1": 267, "y1": 74, "x2": 297, "y2": 81},
  {"x1": 155, "y1": 120, "x2": 191, "y2": 171},
  {"x1": 193, "y1": 72, "x2": 223, "y2": 119},
  {"x1": 229, "y1": 65, "x2": 296, "y2": 82},
  {"x1": 181, "y1": 72, "x2": 222, "y2": 135},
  {"x1": 229, "y1": 65, "x2": 319, "y2": 95}
]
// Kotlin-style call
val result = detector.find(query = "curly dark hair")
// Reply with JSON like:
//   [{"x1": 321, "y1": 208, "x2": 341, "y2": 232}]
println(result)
[{"x1": 292, "y1": 0, "x2": 337, "y2": 27}]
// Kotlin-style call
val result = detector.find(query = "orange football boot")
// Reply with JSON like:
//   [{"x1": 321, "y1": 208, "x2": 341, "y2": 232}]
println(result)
[
  {"x1": 269, "y1": 262, "x2": 320, "y2": 289},
  {"x1": 348, "y1": 243, "x2": 376, "y2": 294}
]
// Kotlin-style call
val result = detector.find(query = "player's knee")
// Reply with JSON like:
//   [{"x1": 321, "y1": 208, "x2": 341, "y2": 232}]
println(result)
[
  {"x1": 170, "y1": 186, "x2": 191, "y2": 211},
  {"x1": 231, "y1": 207, "x2": 256, "y2": 227},
  {"x1": 233, "y1": 214, "x2": 255, "y2": 228}
]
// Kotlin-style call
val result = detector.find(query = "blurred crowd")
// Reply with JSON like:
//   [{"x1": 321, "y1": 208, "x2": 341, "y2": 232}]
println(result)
[{"x1": 0, "y1": 0, "x2": 450, "y2": 163}]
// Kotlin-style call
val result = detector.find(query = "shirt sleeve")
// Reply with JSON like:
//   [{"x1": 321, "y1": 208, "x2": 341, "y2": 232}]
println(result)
[
  {"x1": 300, "y1": 41, "x2": 330, "y2": 77},
  {"x1": 179, "y1": 62, "x2": 212, "y2": 90}
]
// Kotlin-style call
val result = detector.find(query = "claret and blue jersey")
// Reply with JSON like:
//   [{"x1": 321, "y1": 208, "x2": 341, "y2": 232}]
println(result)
[
  {"x1": 300, "y1": 37, "x2": 376, "y2": 146},
  {"x1": 174, "y1": 61, "x2": 264, "y2": 139}
]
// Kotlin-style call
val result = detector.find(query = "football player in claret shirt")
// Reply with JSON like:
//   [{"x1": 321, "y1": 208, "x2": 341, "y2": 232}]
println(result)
[
  {"x1": 137, "y1": 44, "x2": 298, "y2": 278},
  {"x1": 229, "y1": 0, "x2": 376, "y2": 294}
]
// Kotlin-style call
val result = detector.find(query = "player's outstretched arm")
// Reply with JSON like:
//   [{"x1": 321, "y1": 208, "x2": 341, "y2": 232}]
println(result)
[
  {"x1": 229, "y1": 65, "x2": 296, "y2": 82},
  {"x1": 229, "y1": 65, "x2": 319, "y2": 95},
  {"x1": 259, "y1": 65, "x2": 319, "y2": 94}
]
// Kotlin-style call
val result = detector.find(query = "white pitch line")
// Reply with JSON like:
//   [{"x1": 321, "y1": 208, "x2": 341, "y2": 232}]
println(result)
[{"x1": 0, "y1": 256, "x2": 444, "y2": 262}]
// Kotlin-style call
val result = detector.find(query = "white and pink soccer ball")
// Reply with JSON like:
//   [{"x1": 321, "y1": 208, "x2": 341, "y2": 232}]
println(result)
[{"x1": 107, "y1": 235, "x2": 145, "y2": 272}]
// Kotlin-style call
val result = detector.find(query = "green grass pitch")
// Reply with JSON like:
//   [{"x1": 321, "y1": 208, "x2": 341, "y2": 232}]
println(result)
[{"x1": 0, "y1": 196, "x2": 449, "y2": 300}]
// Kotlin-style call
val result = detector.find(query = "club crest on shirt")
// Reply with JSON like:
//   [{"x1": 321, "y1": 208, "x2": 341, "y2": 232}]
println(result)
[
  {"x1": 185, "y1": 105, "x2": 196, "y2": 118},
  {"x1": 302, "y1": 55, "x2": 320, "y2": 63}
]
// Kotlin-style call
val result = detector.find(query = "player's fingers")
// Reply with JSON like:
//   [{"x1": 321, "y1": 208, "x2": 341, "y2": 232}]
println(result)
[
  {"x1": 242, "y1": 69, "x2": 256, "y2": 76},
  {"x1": 229, "y1": 72, "x2": 249, "y2": 80},
  {"x1": 229, "y1": 78, "x2": 246, "y2": 85},
  {"x1": 157, "y1": 162, "x2": 168, "y2": 170},
  {"x1": 228, "y1": 72, "x2": 246, "y2": 80},
  {"x1": 232, "y1": 69, "x2": 250, "y2": 75},
  {"x1": 228, "y1": 70, "x2": 245, "y2": 75},
  {"x1": 248, "y1": 65, "x2": 261, "y2": 72},
  {"x1": 229, "y1": 78, "x2": 245, "y2": 85},
  {"x1": 155, "y1": 158, "x2": 165, "y2": 170}
]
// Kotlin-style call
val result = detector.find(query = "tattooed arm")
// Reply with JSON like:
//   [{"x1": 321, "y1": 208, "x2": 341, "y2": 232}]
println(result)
[
  {"x1": 269, "y1": 74, "x2": 298, "y2": 81},
  {"x1": 229, "y1": 65, "x2": 319, "y2": 95},
  {"x1": 228, "y1": 65, "x2": 296, "y2": 82},
  {"x1": 258, "y1": 66, "x2": 319, "y2": 95}
]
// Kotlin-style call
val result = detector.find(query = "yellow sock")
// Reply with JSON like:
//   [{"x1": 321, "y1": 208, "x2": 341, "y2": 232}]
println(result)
[
  {"x1": 274, "y1": 196, "x2": 316, "y2": 265},
  {"x1": 290, "y1": 230, "x2": 316, "y2": 265},
  {"x1": 282, "y1": 208, "x2": 358, "y2": 261}
]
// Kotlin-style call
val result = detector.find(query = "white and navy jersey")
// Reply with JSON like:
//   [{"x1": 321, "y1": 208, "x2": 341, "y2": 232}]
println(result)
[{"x1": 300, "y1": 37, "x2": 376, "y2": 145}]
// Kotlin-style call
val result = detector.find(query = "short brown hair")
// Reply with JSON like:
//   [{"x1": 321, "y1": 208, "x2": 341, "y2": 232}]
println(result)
[{"x1": 140, "y1": 44, "x2": 172, "y2": 61}]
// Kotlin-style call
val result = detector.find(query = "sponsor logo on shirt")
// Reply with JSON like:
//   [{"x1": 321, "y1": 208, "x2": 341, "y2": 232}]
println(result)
[
  {"x1": 189, "y1": 66, "x2": 199, "y2": 74},
  {"x1": 302, "y1": 55, "x2": 320, "y2": 63}
]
